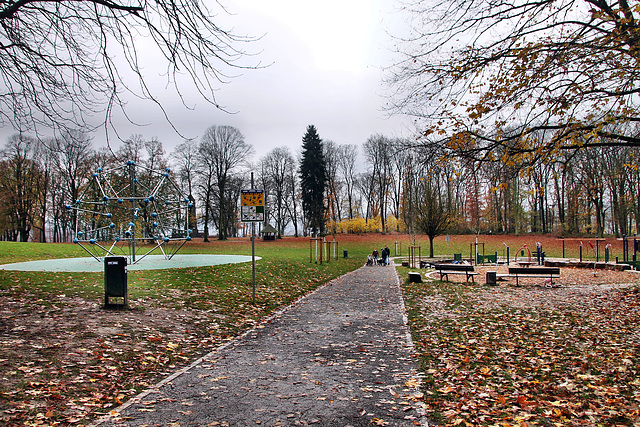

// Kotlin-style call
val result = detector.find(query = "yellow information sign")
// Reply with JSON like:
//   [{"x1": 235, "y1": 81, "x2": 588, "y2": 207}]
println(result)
[{"x1": 241, "y1": 189, "x2": 265, "y2": 222}]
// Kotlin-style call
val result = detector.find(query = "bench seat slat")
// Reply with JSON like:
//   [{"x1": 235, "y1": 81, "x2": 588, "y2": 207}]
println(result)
[{"x1": 438, "y1": 271, "x2": 478, "y2": 277}]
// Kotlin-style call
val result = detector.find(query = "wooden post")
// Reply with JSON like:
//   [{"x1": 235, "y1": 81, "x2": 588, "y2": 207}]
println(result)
[
  {"x1": 310, "y1": 237, "x2": 324, "y2": 264},
  {"x1": 408, "y1": 245, "x2": 421, "y2": 268}
]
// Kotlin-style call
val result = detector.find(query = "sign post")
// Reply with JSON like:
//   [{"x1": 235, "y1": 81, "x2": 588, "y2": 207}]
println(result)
[{"x1": 241, "y1": 186, "x2": 264, "y2": 304}]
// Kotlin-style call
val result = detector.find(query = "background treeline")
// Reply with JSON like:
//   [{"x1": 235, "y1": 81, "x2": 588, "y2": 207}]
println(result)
[{"x1": 1, "y1": 129, "x2": 639, "y2": 242}]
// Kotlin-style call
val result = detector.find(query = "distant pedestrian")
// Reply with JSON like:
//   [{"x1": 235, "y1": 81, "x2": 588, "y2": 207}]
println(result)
[
  {"x1": 372, "y1": 248, "x2": 379, "y2": 264},
  {"x1": 383, "y1": 246, "x2": 390, "y2": 265}
]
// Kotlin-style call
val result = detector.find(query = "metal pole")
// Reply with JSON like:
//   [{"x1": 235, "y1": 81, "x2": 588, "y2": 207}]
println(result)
[
  {"x1": 580, "y1": 243, "x2": 583, "y2": 262},
  {"x1": 130, "y1": 162, "x2": 136, "y2": 264},
  {"x1": 251, "y1": 172, "x2": 256, "y2": 305}
]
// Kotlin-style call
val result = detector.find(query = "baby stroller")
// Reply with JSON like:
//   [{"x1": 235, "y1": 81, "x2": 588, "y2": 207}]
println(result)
[{"x1": 366, "y1": 255, "x2": 374, "y2": 266}]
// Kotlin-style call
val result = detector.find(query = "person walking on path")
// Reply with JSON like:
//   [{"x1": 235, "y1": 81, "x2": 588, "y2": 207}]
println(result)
[
  {"x1": 93, "y1": 266, "x2": 428, "y2": 427},
  {"x1": 382, "y1": 246, "x2": 391, "y2": 265}
]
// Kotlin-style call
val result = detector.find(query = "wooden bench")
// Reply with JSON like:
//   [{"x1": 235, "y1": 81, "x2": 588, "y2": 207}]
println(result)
[
  {"x1": 433, "y1": 263, "x2": 477, "y2": 283},
  {"x1": 508, "y1": 267, "x2": 560, "y2": 286}
]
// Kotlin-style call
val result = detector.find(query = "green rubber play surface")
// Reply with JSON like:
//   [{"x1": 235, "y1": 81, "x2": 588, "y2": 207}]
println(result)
[{"x1": 0, "y1": 254, "x2": 258, "y2": 272}]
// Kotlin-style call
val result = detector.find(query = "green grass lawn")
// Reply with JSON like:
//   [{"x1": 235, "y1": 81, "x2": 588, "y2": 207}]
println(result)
[{"x1": 0, "y1": 237, "x2": 374, "y2": 312}]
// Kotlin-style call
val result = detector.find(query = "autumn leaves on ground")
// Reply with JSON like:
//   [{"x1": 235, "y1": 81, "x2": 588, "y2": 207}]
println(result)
[
  {"x1": 1, "y1": 234, "x2": 639, "y2": 426},
  {"x1": 403, "y1": 273, "x2": 640, "y2": 426}
]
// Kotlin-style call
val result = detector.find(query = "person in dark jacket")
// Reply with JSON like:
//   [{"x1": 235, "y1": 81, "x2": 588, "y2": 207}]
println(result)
[{"x1": 382, "y1": 246, "x2": 390, "y2": 265}]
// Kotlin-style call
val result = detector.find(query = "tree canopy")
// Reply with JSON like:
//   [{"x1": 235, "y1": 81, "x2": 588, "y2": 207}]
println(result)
[
  {"x1": 0, "y1": 0, "x2": 255, "y2": 140},
  {"x1": 389, "y1": 0, "x2": 640, "y2": 166}
]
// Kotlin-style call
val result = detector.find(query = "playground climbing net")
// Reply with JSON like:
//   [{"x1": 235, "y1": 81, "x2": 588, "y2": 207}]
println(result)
[{"x1": 66, "y1": 161, "x2": 192, "y2": 264}]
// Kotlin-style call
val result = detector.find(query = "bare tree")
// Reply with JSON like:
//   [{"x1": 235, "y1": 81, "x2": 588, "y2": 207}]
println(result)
[
  {"x1": 359, "y1": 171, "x2": 377, "y2": 222},
  {"x1": 143, "y1": 137, "x2": 167, "y2": 173},
  {"x1": 115, "y1": 134, "x2": 145, "y2": 164},
  {"x1": 337, "y1": 144, "x2": 358, "y2": 220},
  {"x1": 389, "y1": 141, "x2": 409, "y2": 230},
  {"x1": 600, "y1": 142, "x2": 636, "y2": 237},
  {"x1": 0, "y1": 134, "x2": 42, "y2": 241},
  {"x1": 195, "y1": 143, "x2": 217, "y2": 242},
  {"x1": 172, "y1": 139, "x2": 199, "y2": 235},
  {"x1": 222, "y1": 174, "x2": 245, "y2": 238},
  {"x1": 49, "y1": 166, "x2": 67, "y2": 243},
  {"x1": 286, "y1": 154, "x2": 302, "y2": 237},
  {"x1": 323, "y1": 140, "x2": 342, "y2": 231},
  {"x1": 364, "y1": 134, "x2": 392, "y2": 232},
  {"x1": 260, "y1": 147, "x2": 295, "y2": 238},
  {"x1": 32, "y1": 138, "x2": 55, "y2": 242},
  {"x1": 0, "y1": 0, "x2": 257, "y2": 140},
  {"x1": 172, "y1": 140, "x2": 198, "y2": 195},
  {"x1": 53, "y1": 131, "x2": 94, "y2": 216},
  {"x1": 575, "y1": 148, "x2": 607, "y2": 236},
  {"x1": 415, "y1": 175, "x2": 454, "y2": 257},
  {"x1": 198, "y1": 125, "x2": 252, "y2": 240}
]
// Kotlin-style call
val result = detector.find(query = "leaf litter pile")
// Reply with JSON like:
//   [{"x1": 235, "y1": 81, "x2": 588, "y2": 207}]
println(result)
[{"x1": 402, "y1": 266, "x2": 640, "y2": 426}]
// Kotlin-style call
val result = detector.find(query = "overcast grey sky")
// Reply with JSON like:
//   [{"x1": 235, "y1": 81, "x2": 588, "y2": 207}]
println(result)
[
  {"x1": 3, "y1": 0, "x2": 415, "y2": 160},
  {"x1": 124, "y1": 0, "x2": 414, "y2": 158}
]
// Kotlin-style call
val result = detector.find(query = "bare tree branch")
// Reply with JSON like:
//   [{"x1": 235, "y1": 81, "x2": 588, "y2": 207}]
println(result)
[{"x1": 0, "y1": 0, "x2": 259, "y2": 143}]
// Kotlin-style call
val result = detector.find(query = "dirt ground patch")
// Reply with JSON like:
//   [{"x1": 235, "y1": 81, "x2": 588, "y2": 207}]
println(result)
[
  {"x1": 0, "y1": 291, "x2": 239, "y2": 426},
  {"x1": 435, "y1": 263, "x2": 640, "y2": 284}
]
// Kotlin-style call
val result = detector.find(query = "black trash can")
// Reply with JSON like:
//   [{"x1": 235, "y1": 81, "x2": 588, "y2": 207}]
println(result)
[
  {"x1": 104, "y1": 256, "x2": 127, "y2": 307},
  {"x1": 343, "y1": 250, "x2": 348, "y2": 258},
  {"x1": 486, "y1": 271, "x2": 497, "y2": 286}
]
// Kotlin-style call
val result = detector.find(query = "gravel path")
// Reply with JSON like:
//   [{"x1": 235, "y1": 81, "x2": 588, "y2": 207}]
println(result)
[{"x1": 93, "y1": 265, "x2": 428, "y2": 427}]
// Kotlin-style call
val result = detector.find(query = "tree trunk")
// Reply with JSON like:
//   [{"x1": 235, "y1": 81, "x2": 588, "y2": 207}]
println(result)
[
  {"x1": 203, "y1": 192, "x2": 211, "y2": 242},
  {"x1": 428, "y1": 234, "x2": 435, "y2": 258}
]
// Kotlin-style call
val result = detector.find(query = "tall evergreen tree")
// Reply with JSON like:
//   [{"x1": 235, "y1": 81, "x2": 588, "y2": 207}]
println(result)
[{"x1": 299, "y1": 125, "x2": 327, "y2": 236}]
